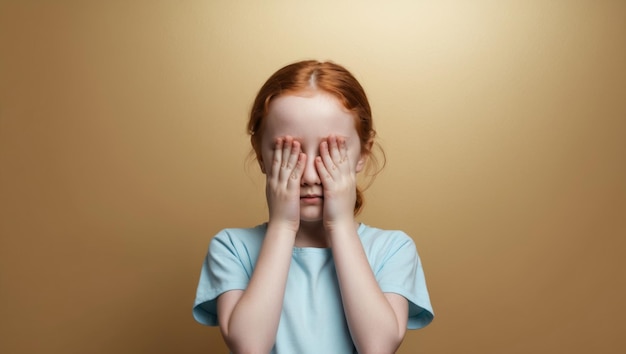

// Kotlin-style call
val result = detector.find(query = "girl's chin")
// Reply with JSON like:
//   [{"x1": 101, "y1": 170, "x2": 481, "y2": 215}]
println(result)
[
  {"x1": 300, "y1": 214, "x2": 323, "y2": 222},
  {"x1": 299, "y1": 208, "x2": 323, "y2": 223}
]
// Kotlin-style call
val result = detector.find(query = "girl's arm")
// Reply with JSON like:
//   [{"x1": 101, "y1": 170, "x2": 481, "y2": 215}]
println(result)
[
  {"x1": 330, "y1": 223, "x2": 408, "y2": 354},
  {"x1": 217, "y1": 224, "x2": 296, "y2": 353},
  {"x1": 317, "y1": 136, "x2": 408, "y2": 353},
  {"x1": 217, "y1": 137, "x2": 305, "y2": 353}
]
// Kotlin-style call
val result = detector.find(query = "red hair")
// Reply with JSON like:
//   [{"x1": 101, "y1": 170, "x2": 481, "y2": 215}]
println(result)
[{"x1": 247, "y1": 60, "x2": 383, "y2": 215}]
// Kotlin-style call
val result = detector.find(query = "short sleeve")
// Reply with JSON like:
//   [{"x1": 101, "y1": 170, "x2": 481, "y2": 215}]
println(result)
[
  {"x1": 372, "y1": 232, "x2": 434, "y2": 329},
  {"x1": 192, "y1": 230, "x2": 255, "y2": 326}
]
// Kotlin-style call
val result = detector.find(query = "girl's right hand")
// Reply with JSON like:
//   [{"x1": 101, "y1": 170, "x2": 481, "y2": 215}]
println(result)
[{"x1": 266, "y1": 136, "x2": 306, "y2": 233}]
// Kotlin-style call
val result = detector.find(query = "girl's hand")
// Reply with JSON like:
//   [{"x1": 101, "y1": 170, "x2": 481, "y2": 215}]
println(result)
[
  {"x1": 266, "y1": 136, "x2": 306, "y2": 233},
  {"x1": 315, "y1": 135, "x2": 357, "y2": 231}
]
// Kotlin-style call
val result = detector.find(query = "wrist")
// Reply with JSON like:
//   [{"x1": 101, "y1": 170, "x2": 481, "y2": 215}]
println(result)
[
  {"x1": 267, "y1": 219, "x2": 300, "y2": 236},
  {"x1": 324, "y1": 218, "x2": 357, "y2": 237}
]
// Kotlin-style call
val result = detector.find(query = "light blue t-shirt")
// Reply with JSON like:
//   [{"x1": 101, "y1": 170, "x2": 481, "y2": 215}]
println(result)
[{"x1": 193, "y1": 223, "x2": 434, "y2": 353}]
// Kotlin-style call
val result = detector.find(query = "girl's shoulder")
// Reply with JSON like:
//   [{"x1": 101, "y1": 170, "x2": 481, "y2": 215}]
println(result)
[
  {"x1": 208, "y1": 223, "x2": 267, "y2": 251},
  {"x1": 214, "y1": 223, "x2": 267, "y2": 238},
  {"x1": 357, "y1": 224, "x2": 425, "y2": 282},
  {"x1": 358, "y1": 223, "x2": 419, "y2": 257},
  {"x1": 358, "y1": 223, "x2": 414, "y2": 244}
]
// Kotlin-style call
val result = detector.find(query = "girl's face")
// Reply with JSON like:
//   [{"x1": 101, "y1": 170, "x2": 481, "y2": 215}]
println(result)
[{"x1": 260, "y1": 91, "x2": 366, "y2": 222}]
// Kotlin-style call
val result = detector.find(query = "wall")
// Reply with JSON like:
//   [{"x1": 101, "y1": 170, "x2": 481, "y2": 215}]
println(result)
[{"x1": 1, "y1": 1, "x2": 624, "y2": 353}]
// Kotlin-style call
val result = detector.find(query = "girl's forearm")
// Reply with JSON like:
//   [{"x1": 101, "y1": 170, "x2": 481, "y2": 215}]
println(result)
[
  {"x1": 330, "y1": 223, "x2": 405, "y2": 354},
  {"x1": 222, "y1": 223, "x2": 295, "y2": 353}
]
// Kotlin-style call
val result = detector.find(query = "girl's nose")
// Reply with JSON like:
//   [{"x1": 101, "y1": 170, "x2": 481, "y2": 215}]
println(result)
[{"x1": 301, "y1": 154, "x2": 320, "y2": 186}]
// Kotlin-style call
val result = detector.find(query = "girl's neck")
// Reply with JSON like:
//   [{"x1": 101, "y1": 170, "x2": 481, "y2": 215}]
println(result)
[{"x1": 294, "y1": 221, "x2": 329, "y2": 248}]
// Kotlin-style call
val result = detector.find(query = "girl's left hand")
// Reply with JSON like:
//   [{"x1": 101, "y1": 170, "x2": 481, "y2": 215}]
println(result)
[{"x1": 315, "y1": 135, "x2": 357, "y2": 230}]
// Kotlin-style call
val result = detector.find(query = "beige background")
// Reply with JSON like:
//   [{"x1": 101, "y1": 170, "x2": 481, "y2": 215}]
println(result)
[{"x1": 1, "y1": 1, "x2": 625, "y2": 353}]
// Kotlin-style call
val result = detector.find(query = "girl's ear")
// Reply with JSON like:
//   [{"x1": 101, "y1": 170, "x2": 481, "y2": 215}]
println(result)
[
  {"x1": 355, "y1": 155, "x2": 367, "y2": 173},
  {"x1": 258, "y1": 157, "x2": 266, "y2": 174},
  {"x1": 355, "y1": 139, "x2": 374, "y2": 173}
]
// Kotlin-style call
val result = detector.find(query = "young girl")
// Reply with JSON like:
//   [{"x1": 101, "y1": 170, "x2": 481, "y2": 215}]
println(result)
[{"x1": 193, "y1": 60, "x2": 433, "y2": 353}]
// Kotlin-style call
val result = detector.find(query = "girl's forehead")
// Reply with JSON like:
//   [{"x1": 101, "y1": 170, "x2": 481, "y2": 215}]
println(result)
[{"x1": 264, "y1": 93, "x2": 358, "y2": 139}]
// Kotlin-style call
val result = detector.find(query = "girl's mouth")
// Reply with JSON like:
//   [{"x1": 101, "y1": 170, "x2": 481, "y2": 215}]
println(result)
[{"x1": 300, "y1": 195, "x2": 323, "y2": 204}]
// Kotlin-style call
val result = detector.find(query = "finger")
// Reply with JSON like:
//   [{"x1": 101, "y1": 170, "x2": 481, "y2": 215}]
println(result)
[
  {"x1": 287, "y1": 153, "x2": 306, "y2": 188},
  {"x1": 320, "y1": 140, "x2": 338, "y2": 177},
  {"x1": 281, "y1": 136, "x2": 293, "y2": 169},
  {"x1": 286, "y1": 140, "x2": 301, "y2": 170},
  {"x1": 337, "y1": 137, "x2": 352, "y2": 173},
  {"x1": 315, "y1": 155, "x2": 333, "y2": 185},
  {"x1": 280, "y1": 140, "x2": 301, "y2": 182},
  {"x1": 270, "y1": 137, "x2": 283, "y2": 178},
  {"x1": 328, "y1": 135, "x2": 342, "y2": 163}
]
